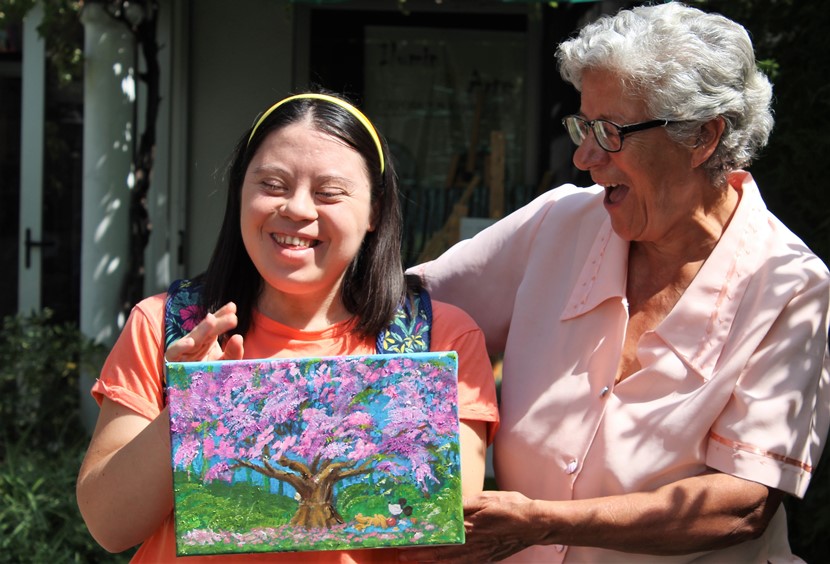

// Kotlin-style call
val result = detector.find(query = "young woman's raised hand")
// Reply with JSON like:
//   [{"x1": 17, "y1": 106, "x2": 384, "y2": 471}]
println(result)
[{"x1": 164, "y1": 302, "x2": 244, "y2": 362}]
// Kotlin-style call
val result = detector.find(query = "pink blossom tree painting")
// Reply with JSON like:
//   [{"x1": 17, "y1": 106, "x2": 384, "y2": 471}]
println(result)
[{"x1": 165, "y1": 351, "x2": 462, "y2": 555}]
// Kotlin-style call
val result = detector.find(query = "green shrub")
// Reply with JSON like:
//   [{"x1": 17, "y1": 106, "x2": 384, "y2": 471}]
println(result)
[
  {"x1": 0, "y1": 309, "x2": 101, "y2": 448},
  {"x1": 0, "y1": 310, "x2": 130, "y2": 562},
  {"x1": 0, "y1": 436, "x2": 123, "y2": 562}
]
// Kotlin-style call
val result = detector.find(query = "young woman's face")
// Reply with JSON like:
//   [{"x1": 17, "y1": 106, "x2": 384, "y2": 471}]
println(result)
[{"x1": 240, "y1": 119, "x2": 374, "y2": 307}]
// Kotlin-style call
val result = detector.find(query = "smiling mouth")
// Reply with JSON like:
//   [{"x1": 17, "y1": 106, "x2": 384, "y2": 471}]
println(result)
[
  {"x1": 273, "y1": 234, "x2": 320, "y2": 248},
  {"x1": 603, "y1": 183, "x2": 629, "y2": 205}
]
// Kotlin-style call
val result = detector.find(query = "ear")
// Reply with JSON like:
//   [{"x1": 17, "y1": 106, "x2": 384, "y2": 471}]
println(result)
[{"x1": 691, "y1": 117, "x2": 725, "y2": 168}]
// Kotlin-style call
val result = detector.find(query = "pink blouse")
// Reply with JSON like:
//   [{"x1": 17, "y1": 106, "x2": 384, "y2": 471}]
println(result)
[{"x1": 412, "y1": 171, "x2": 830, "y2": 563}]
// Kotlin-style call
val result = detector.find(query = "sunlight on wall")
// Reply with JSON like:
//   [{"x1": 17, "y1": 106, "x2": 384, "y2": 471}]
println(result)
[
  {"x1": 92, "y1": 197, "x2": 121, "y2": 243},
  {"x1": 92, "y1": 253, "x2": 121, "y2": 281}
]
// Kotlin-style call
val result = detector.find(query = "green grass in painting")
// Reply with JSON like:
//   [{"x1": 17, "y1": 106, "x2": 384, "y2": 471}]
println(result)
[
  {"x1": 173, "y1": 472, "x2": 297, "y2": 532},
  {"x1": 172, "y1": 472, "x2": 463, "y2": 556}
]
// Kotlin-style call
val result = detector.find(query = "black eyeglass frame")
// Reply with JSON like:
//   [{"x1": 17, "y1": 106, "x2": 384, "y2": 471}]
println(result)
[{"x1": 562, "y1": 115, "x2": 673, "y2": 153}]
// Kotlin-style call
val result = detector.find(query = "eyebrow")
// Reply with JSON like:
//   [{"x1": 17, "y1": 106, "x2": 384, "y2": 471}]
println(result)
[
  {"x1": 248, "y1": 165, "x2": 360, "y2": 187},
  {"x1": 315, "y1": 175, "x2": 360, "y2": 187},
  {"x1": 248, "y1": 163, "x2": 287, "y2": 176}
]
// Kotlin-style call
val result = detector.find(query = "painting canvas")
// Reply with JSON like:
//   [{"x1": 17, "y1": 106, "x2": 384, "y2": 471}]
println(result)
[{"x1": 165, "y1": 351, "x2": 463, "y2": 557}]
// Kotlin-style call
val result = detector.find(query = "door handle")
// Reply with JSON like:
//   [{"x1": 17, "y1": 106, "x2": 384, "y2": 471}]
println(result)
[{"x1": 24, "y1": 228, "x2": 56, "y2": 269}]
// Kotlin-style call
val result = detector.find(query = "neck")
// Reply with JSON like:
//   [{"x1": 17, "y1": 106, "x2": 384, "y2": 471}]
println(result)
[
  {"x1": 256, "y1": 285, "x2": 353, "y2": 332},
  {"x1": 640, "y1": 180, "x2": 739, "y2": 269},
  {"x1": 628, "y1": 180, "x2": 741, "y2": 300}
]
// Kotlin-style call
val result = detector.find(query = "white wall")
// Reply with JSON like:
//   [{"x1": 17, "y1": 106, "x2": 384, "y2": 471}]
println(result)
[
  {"x1": 79, "y1": 3, "x2": 138, "y2": 430},
  {"x1": 185, "y1": 0, "x2": 295, "y2": 275}
]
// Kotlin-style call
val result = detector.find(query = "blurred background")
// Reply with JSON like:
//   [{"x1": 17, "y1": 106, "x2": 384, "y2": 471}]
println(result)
[{"x1": 1, "y1": 1, "x2": 827, "y2": 561}]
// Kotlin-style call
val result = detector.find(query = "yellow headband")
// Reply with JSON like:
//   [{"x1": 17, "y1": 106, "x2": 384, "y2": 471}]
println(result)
[{"x1": 247, "y1": 93, "x2": 385, "y2": 174}]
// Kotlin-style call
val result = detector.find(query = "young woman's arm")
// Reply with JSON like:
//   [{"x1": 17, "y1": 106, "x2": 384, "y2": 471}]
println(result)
[
  {"x1": 77, "y1": 301, "x2": 243, "y2": 552},
  {"x1": 459, "y1": 420, "x2": 488, "y2": 496},
  {"x1": 76, "y1": 401, "x2": 173, "y2": 552}
]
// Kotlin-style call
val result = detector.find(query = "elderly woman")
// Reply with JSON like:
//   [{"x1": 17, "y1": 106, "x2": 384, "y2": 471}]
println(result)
[{"x1": 404, "y1": 2, "x2": 830, "y2": 563}]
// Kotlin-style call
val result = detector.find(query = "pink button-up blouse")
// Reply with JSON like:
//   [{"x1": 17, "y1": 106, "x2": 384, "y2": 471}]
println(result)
[{"x1": 412, "y1": 171, "x2": 830, "y2": 563}]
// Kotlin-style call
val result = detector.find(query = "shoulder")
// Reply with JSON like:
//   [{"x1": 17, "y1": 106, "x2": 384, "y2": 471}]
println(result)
[
  {"x1": 110, "y1": 293, "x2": 167, "y2": 361},
  {"x1": 735, "y1": 171, "x2": 829, "y2": 284},
  {"x1": 412, "y1": 184, "x2": 605, "y2": 279},
  {"x1": 749, "y1": 208, "x2": 829, "y2": 293},
  {"x1": 95, "y1": 293, "x2": 168, "y2": 419},
  {"x1": 129, "y1": 293, "x2": 167, "y2": 333},
  {"x1": 455, "y1": 183, "x2": 605, "y2": 248},
  {"x1": 489, "y1": 183, "x2": 605, "y2": 237},
  {"x1": 429, "y1": 299, "x2": 485, "y2": 344},
  {"x1": 764, "y1": 215, "x2": 830, "y2": 283}
]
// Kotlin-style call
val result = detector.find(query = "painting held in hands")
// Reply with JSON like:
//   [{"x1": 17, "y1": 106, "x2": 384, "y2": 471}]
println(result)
[{"x1": 165, "y1": 351, "x2": 463, "y2": 557}]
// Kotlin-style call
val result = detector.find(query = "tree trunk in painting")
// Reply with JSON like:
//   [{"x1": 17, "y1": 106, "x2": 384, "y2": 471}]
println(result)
[
  {"x1": 235, "y1": 454, "x2": 365, "y2": 530},
  {"x1": 290, "y1": 477, "x2": 345, "y2": 529},
  {"x1": 291, "y1": 461, "x2": 348, "y2": 529}
]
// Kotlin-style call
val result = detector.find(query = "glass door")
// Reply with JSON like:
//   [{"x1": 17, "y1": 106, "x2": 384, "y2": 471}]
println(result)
[
  {"x1": 0, "y1": 31, "x2": 22, "y2": 319},
  {"x1": 3, "y1": 7, "x2": 83, "y2": 324}
]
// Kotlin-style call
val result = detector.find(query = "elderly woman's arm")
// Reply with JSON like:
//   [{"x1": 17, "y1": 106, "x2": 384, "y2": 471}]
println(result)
[{"x1": 401, "y1": 471, "x2": 783, "y2": 562}]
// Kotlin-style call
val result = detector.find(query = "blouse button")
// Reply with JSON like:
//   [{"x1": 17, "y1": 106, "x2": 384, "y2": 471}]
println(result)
[
  {"x1": 565, "y1": 459, "x2": 578, "y2": 474},
  {"x1": 599, "y1": 386, "x2": 610, "y2": 398}
]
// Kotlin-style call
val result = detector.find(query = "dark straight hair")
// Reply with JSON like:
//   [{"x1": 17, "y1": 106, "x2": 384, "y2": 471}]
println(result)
[{"x1": 199, "y1": 91, "x2": 407, "y2": 340}]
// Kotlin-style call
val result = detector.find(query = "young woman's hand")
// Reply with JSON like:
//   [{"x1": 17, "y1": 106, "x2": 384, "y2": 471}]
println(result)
[{"x1": 165, "y1": 302, "x2": 244, "y2": 362}]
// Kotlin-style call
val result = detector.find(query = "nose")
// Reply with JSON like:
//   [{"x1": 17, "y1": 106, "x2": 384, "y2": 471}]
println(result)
[
  {"x1": 572, "y1": 134, "x2": 608, "y2": 171},
  {"x1": 278, "y1": 189, "x2": 318, "y2": 221}
]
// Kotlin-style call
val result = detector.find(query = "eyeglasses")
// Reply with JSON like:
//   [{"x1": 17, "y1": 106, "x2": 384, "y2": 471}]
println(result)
[{"x1": 562, "y1": 115, "x2": 673, "y2": 153}]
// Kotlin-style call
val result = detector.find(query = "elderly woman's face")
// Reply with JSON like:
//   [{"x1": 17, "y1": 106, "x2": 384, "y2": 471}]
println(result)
[{"x1": 572, "y1": 69, "x2": 701, "y2": 243}]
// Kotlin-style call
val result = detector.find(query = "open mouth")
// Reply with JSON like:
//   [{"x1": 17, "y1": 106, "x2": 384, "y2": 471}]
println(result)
[
  {"x1": 603, "y1": 183, "x2": 629, "y2": 205},
  {"x1": 272, "y1": 234, "x2": 320, "y2": 249}
]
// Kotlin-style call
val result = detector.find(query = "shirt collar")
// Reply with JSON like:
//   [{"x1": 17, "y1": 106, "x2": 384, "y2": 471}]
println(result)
[
  {"x1": 560, "y1": 217, "x2": 628, "y2": 321},
  {"x1": 560, "y1": 172, "x2": 768, "y2": 378},
  {"x1": 655, "y1": 171, "x2": 768, "y2": 377}
]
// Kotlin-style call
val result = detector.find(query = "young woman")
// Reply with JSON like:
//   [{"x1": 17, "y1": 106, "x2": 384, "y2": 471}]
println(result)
[{"x1": 77, "y1": 91, "x2": 499, "y2": 563}]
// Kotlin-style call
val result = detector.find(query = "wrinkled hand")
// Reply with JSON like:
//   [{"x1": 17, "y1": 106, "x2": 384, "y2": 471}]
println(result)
[
  {"x1": 399, "y1": 491, "x2": 541, "y2": 563},
  {"x1": 165, "y1": 302, "x2": 244, "y2": 362}
]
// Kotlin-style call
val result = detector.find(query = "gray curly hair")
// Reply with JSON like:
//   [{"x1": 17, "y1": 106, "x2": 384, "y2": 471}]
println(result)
[{"x1": 556, "y1": 2, "x2": 773, "y2": 186}]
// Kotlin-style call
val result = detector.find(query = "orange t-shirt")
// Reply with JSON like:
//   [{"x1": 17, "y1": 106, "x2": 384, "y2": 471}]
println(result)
[{"x1": 91, "y1": 293, "x2": 499, "y2": 563}]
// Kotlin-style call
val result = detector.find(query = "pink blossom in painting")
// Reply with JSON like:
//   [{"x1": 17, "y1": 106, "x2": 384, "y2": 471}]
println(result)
[{"x1": 166, "y1": 351, "x2": 462, "y2": 554}]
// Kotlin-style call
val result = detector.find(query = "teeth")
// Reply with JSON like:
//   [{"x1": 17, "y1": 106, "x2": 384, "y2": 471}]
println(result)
[{"x1": 275, "y1": 234, "x2": 314, "y2": 247}]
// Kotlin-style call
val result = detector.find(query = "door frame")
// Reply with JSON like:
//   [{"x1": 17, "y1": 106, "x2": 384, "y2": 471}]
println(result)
[{"x1": 17, "y1": 2, "x2": 45, "y2": 315}]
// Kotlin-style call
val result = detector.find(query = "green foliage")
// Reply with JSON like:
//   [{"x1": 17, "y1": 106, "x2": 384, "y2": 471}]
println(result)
[
  {"x1": 0, "y1": 0, "x2": 35, "y2": 27},
  {"x1": 173, "y1": 471, "x2": 464, "y2": 536},
  {"x1": 339, "y1": 475, "x2": 464, "y2": 535},
  {"x1": 173, "y1": 474, "x2": 297, "y2": 532},
  {"x1": 0, "y1": 309, "x2": 104, "y2": 449},
  {"x1": 0, "y1": 0, "x2": 83, "y2": 85},
  {"x1": 692, "y1": 0, "x2": 830, "y2": 264},
  {"x1": 172, "y1": 471, "x2": 464, "y2": 554},
  {"x1": 0, "y1": 311, "x2": 127, "y2": 562},
  {"x1": 38, "y1": 0, "x2": 84, "y2": 85},
  {"x1": 338, "y1": 480, "x2": 426, "y2": 519},
  {"x1": 0, "y1": 437, "x2": 130, "y2": 563},
  {"x1": 421, "y1": 475, "x2": 464, "y2": 534}
]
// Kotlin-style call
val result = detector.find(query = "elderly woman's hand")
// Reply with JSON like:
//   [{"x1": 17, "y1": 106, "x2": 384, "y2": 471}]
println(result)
[
  {"x1": 399, "y1": 490, "x2": 545, "y2": 563},
  {"x1": 164, "y1": 301, "x2": 244, "y2": 362}
]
